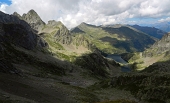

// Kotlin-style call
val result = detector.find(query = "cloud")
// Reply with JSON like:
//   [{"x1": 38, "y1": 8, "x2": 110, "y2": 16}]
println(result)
[
  {"x1": 1, "y1": 0, "x2": 170, "y2": 28},
  {"x1": 0, "y1": 3, "x2": 8, "y2": 13},
  {"x1": 158, "y1": 17, "x2": 170, "y2": 22}
]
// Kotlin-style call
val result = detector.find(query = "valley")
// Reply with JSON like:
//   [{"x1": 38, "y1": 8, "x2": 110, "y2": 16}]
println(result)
[{"x1": 0, "y1": 9, "x2": 170, "y2": 103}]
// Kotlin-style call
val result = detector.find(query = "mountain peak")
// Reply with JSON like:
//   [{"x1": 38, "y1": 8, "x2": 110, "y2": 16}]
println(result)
[
  {"x1": 80, "y1": 22, "x2": 92, "y2": 26},
  {"x1": 21, "y1": 9, "x2": 45, "y2": 32},
  {"x1": 28, "y1": 9, "x2": 36, "y2": 13},
  {"x1": 43, "y1": 20, "x2": 71, "y2": 44},
  {"x1": 80, "y1": 22, "x2": 87, "y2": 25},
  {"x1": 26, "y1": 9, "x2": 40, "y2": 18},
  {"x1": 13, "y1": 12, "x2": 21, "y2": 17},
  {"x1": 47, "y1": 20, "x2": 63, "y2": 26},
  {"x1": 12, "y1": 12, "x2": 22, "y2": 20},
  {"x1": 22, "y1": 9, "x2": 42, "y2": 22},
  {"x1": 79, "y1": 22, "x2": 97, "y2": 28}
]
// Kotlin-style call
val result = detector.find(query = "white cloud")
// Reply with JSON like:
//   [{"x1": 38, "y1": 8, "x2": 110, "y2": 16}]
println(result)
[
  {"x1": 158, "y1": 17, "x2": 170, "y2": 22},
  {"x1": 1, "y1": 0, "x2": 170, "y2": 28},
  {"x1": 0, "y1": 3, "x2": 8, "y2": 13}
]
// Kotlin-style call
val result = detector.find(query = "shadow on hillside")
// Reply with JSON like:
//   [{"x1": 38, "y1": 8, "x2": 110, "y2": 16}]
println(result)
[
  {"x1": 100, "y1": 36, "x2": 134, "y2": 52},
  {"x1": 0, "y1": 41, "x2": 69, "y2": 75}
]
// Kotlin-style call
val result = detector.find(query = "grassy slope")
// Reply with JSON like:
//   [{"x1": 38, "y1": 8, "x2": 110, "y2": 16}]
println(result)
[{"x1": 74, "y1": 24, "x2": 126, "y2": 54}]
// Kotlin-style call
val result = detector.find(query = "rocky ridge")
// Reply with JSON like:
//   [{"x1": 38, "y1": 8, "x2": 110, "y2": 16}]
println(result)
[{"x1": 13, "y1": 9, "x2": 45, "y2": 32}]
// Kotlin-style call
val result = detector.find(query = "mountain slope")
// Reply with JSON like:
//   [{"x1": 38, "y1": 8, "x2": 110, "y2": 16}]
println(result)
[
  {"x1": 131, "y1": 25, "x2": 166, "y2": 39},
  {"x1": 0, "y1": 11, "x2": 47, "y2": 50},
  {"x1": 128, "y1": 32, "x2": 170, "y2": 70},
  {"x1": 142, "y1": 32, "x2": 170, "y2": 62},
  {"x1": 71, "y1": 23, "x2": 156, "y2": 54},
  {"x1": 0, "y1": 10, "x2": 125, "y2": 103}
]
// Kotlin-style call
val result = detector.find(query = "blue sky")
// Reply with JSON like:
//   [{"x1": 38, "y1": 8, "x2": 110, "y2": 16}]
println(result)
[
  {"x1": 0, "y1": 0, "x2": 170, "y2": 28},
  {"x1": 0, "y1": 0, "x2": 11, "y2": 5}
]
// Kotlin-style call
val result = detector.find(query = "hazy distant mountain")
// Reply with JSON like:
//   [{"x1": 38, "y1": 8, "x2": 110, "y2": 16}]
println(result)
[
  {"x1": 152, "y1": 22, "x2": 170, "y2": 32},
  {"x1": 71, "y1": 23, "x2": 156, "y2": 54},
  {"x1": 131, "y1": 25, "x2": 167, "y2": 39}
]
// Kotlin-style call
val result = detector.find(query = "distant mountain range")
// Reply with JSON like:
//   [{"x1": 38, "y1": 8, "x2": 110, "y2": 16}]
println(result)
[
  {"x1": 131, "y1": 24, "x2": 167, "y2": 39},
  {"x1": 71, "y1": 23, "x2": 156, "y2": 54},
  {"x1": 152, "y1": 22, "x2": 170, "y2": 32}
]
